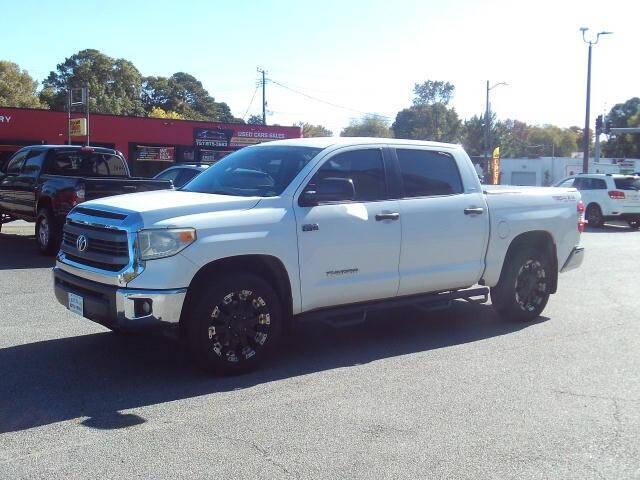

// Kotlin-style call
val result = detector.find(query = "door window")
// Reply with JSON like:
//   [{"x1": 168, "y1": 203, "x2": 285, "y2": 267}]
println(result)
[
  {"x1": 557, "y1": 178, "x2": 575, "y2": 188},
  {"x1": 308, "y1": 149, "x2": 386, "y2": 202},
  {"x1": 6, "y1": 151, "x2": 28, "y2": 174},
  {"x1": 396, "y1": 149, "x2": 463, "y2": 196},
  {"x1": 21, "y1": 151, "x2": 45, "y2": 177},
  {"x1": 156, "y1": 168, "x2": 181, "y2": 183}
]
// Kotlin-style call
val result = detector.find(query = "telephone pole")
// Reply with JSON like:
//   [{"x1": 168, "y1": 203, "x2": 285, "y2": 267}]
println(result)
[{"x1": 257, "y1": 67, "x2": 267, "y2": 125}]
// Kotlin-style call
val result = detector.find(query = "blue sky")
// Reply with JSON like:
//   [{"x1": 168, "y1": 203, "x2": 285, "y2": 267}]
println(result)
[{"x1": 2, "y1": 0, "x2": 638, "y2": 134}]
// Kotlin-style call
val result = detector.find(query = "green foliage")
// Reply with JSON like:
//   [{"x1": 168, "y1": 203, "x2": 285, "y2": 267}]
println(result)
[
  {"x1": 295, "y1": 122, "x2": 332, "y2": 137},
  {"x1": 340, "y1": 115, "x2": 392, "y2": 138},
  {"x1": 460, "y1": 114, "x2": 488, "y2": 156},
  {"x1": 247, "y1": 114, "x2": 264, "y2": 125},
  {"x1": 41, "y1": 49, "x2": 145, "y2": 115},
  {"x1": 142, "y1": 72, "x2": 237, "y2": 122},
  {"x1": 0, "y1": 61, "x2": 46, "y2": 108},
  {"x1": 413, "y1": 80, "x2": 455, "y2": 106},
  {"x1": 601, "y1": 97, "x2": 640, "y2": 158},
  {"x1": 148, "y1": 106, "x2": 184, "y2": 119},
  {"x1": 392, "y1": 104, "x2": 461, "y2": 142}
]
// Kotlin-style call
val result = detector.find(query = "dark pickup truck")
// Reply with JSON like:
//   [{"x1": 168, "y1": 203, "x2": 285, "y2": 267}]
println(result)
[{"x1": 0, "y1": 145, "x2": 173, "y2": 254}]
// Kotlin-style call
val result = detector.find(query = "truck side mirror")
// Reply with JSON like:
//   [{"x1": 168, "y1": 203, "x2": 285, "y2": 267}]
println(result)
[{"x1": 299, "y1": 177, "x2": 356, "y2": 207}]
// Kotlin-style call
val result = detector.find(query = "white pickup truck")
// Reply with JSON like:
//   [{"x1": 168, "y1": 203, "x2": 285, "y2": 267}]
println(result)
[{"x1": 53, "y1": 138, "x2": 585, "y2": 374}]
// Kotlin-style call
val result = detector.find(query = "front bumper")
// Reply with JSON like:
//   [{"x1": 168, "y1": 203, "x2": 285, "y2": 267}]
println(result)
[
  {"x1": 53, "y1": 267, "x2": 187, "y2": 331},
  {"x1": 560, "y1": 246, "x2": 585, "y2": 273}
]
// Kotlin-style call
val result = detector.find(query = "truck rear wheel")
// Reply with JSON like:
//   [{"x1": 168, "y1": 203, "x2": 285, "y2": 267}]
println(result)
[
  {"x1": 491, "y1": 247, "x2": 552, "y2": 322},
  {"x1": 36, "y1": 208, "x2": 62, "y2": 256},
  {"x1": 186, "y1": 272, "x2": 284, "y2": 375}
]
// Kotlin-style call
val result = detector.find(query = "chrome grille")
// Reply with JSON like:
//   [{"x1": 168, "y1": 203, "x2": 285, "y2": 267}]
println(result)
[{"x1": 61, "y1": 221, "x2": 130, "y2": 271}]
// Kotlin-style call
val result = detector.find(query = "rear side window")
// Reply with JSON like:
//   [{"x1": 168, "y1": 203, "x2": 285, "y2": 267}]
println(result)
[
  {"x1": 46, "y1": 151, "x2": 128, "y2": 177},
  {"x1": 576, "y1": 178, "x2": 607, "y2": 190},
  {"x1": 6, "y1": 150, "x2": 28, "y2": 174},
  {"x1": 614, "y1": 177, "x2": 640, "y2": 191},
  {"x1": 312, "y1": 149, "x2": 387, "y2": 201},
  {"x1": 22, "y1": 150, "x2": 46, "y2": 176},
  {"x1": 396, "y1": 149, "x2": 463, "y2": 197}
]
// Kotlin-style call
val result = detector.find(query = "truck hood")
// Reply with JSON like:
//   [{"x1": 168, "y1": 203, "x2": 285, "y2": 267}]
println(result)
[{"x1": 80, "y1": 190, "x2": 262, "y2": 224}]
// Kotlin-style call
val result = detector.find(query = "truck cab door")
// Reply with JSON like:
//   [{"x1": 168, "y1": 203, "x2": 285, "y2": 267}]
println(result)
[
  {"x1": 14, "y1": 149, "x2": 46, "y2": 218},
  {"x1": 0, "y1": 150, "x2": 29, "y2": 215},
  {"x1": 293, "y1": 147, "x2": 401, "y2": 312},
  {"x1": 391, "y1": 147, "x2": 490, "y2": 295}
]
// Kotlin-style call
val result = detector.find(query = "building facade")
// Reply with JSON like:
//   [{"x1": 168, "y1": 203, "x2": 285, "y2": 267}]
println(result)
[{"x1": 0, "y1": 107, "x2": 302, "y2": 176}]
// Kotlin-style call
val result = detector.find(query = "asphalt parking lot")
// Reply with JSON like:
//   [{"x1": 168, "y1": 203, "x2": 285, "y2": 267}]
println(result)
[{"x1": 0, "y1": 220, "x2": 638, "y2": 479}]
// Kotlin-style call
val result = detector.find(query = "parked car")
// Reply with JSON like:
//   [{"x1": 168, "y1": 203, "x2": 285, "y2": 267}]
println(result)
[
  {"x1": 52, "y1": 138, "x2": 585, "y2": 374},
  {"x1": 154, "y1": 164, "x2": 209, "y2": 188},
  {"x1": 0, "y1": 145, "x2": 174, "y2": 254},
  {"x1": 555, "y1": 173, "x2": 640, "y2": 229}
]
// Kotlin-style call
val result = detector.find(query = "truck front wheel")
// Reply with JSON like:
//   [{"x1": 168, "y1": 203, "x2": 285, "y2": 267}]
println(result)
[
  {"x1": 491, "y1": 247, "x2": 552, "y2": 322},
  {"x1": 186, "y1": 272, "x2": 284, "y2": 375},
  {"x1": 36, "y1": 208, "x2": 62, "y2": 256}
]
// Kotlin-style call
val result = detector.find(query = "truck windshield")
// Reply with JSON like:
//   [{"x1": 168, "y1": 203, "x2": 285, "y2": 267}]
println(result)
[
  {"x1": 183, "y1": 145, "x2": 322, "y2": 197},
  {"x1": 47, "y1": 151, "x2": 128, "y2": 177},
  {"x1": 614, "y1": 177, "x2": 640, "y2": 191}
]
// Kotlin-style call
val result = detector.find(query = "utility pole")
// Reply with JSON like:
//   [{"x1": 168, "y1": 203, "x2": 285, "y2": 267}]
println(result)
[
  {"x1": 580, "y1": 27, "x2": 612, "y2": 174},
  {"x1": 484, "y1": 81, "x2": 507, "y2": 183},
  {"x1": 257, "y1": 67, "x2": 267, "y2": 125},
  {"x1": 484, "y1": 81, "x2": 490, "y2": 169}
]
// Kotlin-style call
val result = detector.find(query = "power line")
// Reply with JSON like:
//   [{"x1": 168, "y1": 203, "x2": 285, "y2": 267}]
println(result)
[
  {"x1": 242, "y1": 86, "x2": 259, "y2": 120},
  {"x1": 268, "y1": 77, "x2": 391, "y2": 120}
]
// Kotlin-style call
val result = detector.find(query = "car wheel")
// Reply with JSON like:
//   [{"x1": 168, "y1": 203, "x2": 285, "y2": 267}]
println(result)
[
  {"x1": 491, "y1": 247, "x2": 552, "y2": 322},
  {"x1": 186, "y1": 272, "x2": 284, "y2": 375},
  {"x1": 585, "y1": 204, "x2": 604, "y2": 228},
  {"x1": 35, "y1": 208, "x2": 61, "y2": 255},
  {"x1": 628, "y1": 220, "x2": 640, "y2": 230}
]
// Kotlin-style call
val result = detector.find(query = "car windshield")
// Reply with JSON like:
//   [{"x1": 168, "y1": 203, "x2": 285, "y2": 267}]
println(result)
[
  {"x1": 182, "y1": 145, "x2": 322, "y2": 197},
  {"x1": 614, "y1": 177, "x2": 640, "y2": 191}
]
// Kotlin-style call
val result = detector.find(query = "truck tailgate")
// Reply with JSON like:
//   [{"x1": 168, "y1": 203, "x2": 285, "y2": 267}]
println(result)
[{"x1": 83, "y1": 178, "x2": 173, "y2": 201}]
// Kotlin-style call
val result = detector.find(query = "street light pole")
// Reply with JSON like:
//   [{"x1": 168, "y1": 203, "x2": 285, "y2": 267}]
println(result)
[{"x1": 580, "y1": 27, "x2": 612, "y2": 174}]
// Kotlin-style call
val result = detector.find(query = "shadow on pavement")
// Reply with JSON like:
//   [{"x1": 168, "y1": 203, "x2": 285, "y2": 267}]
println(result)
[
  {"x1": 0, "y1": 301, "x2": 546, "y2": 433},
  {"x1": 0, "y1": 233, "x2": 55, "y2": 269},
  {"x1": 583, "y1": 222, "x2": 637, "y2": 234}
]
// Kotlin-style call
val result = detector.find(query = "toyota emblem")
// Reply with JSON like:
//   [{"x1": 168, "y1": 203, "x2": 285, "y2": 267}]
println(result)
[{"x1": 76, "y1": 235, "x2": 88, "y2": 252}]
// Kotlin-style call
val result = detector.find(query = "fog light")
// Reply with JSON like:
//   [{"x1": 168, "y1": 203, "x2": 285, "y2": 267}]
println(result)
[{"x1": 134, "y1": 299, "x2": 152, "y2": 317}]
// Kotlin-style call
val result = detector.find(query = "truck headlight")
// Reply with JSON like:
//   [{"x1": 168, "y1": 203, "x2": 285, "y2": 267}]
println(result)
[{"x1": 137, "y1": 228, "x2": 196, "y2": 260}]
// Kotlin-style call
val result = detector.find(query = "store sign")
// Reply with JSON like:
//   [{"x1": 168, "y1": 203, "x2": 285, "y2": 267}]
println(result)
[
  {"x1": 194, "y1": 128, "x2": 234, "y2": 147},
  {"x1": 0, "y1": 115, "x2": 11, "y2": 123},
  {"x1": 69, "y1": 118, "x2": 87, "y2": 136},
  {"x1": 136, "y1": 145, "x2": 175, "y2": 162}
]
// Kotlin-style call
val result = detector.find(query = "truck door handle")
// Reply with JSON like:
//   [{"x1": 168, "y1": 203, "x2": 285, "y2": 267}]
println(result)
[
  {"x1": 464, "y1": 207, "x2": 484, "y2": 215},
  {"x1": 375, "y1": 212, "x2": 400, "y2": 221}
]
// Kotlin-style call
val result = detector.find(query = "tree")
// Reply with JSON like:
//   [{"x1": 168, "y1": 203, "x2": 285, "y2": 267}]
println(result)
[
  {"x1": 295, "y1": 122, "x2": 332, "y2": 137},
  {"x1": 148, "y1": 106, "x2": 184, "y2": 120},
  {"x1": 601, "y1": 97, "x2": 640, "y2": 158},
  {"x1": 460, "y1": 114, "x2": 489, "y2": 156},
  {"x1": 392, "y1": 104, "x2": 461, "y2": 142},
  {"x1": 247, "y1": 115, "x2": 264, "y2": 125},
  {"x1": 41, "y1": 49, "x2": 145, "y2": 115},
  {"x1": 142, "y1": 72, "x2": 238, "y2": 122},
  {"x1": 413, "y1": 80, "x2": 455, "y2": 106},
  {"x1": 0, "y1": 61, "x2": 45, "y2": 108},
  {"x1": 340, "y1": 115, "x2": 392, "y2": 137}
]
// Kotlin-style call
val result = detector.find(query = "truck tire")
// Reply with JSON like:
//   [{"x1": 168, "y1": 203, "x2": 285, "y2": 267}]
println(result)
[
  {"x1": 36, "y1": 207, "x2": 62, "y2": 256},
  {"x1": 186, "y1": 272, "x2": 284, "y2": 375},
  {"x1": 585, "y1": 204, "x2": 604, "y2": 228},
  {"x1": 491, "y1": 246, "x2": 552, "y2": 322}
]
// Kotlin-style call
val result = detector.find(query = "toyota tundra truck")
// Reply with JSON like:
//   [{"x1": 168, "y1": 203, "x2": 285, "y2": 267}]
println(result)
[{"x1": 52, "y1": 138, "x2": 585, "y2": 374}]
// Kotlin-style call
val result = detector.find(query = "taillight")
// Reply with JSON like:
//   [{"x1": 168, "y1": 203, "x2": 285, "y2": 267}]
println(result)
[
  {"x1": 608, "y1": 190, "x2": 625, "y2": 199},
  {"x1": 577, "y1": 200, "x2": 585, "y2": 233}
]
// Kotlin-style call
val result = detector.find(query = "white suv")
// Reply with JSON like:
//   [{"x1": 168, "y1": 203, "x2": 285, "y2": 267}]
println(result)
[{"x1": 556, "y1": 174, "x2": 640, "y2": 229}]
